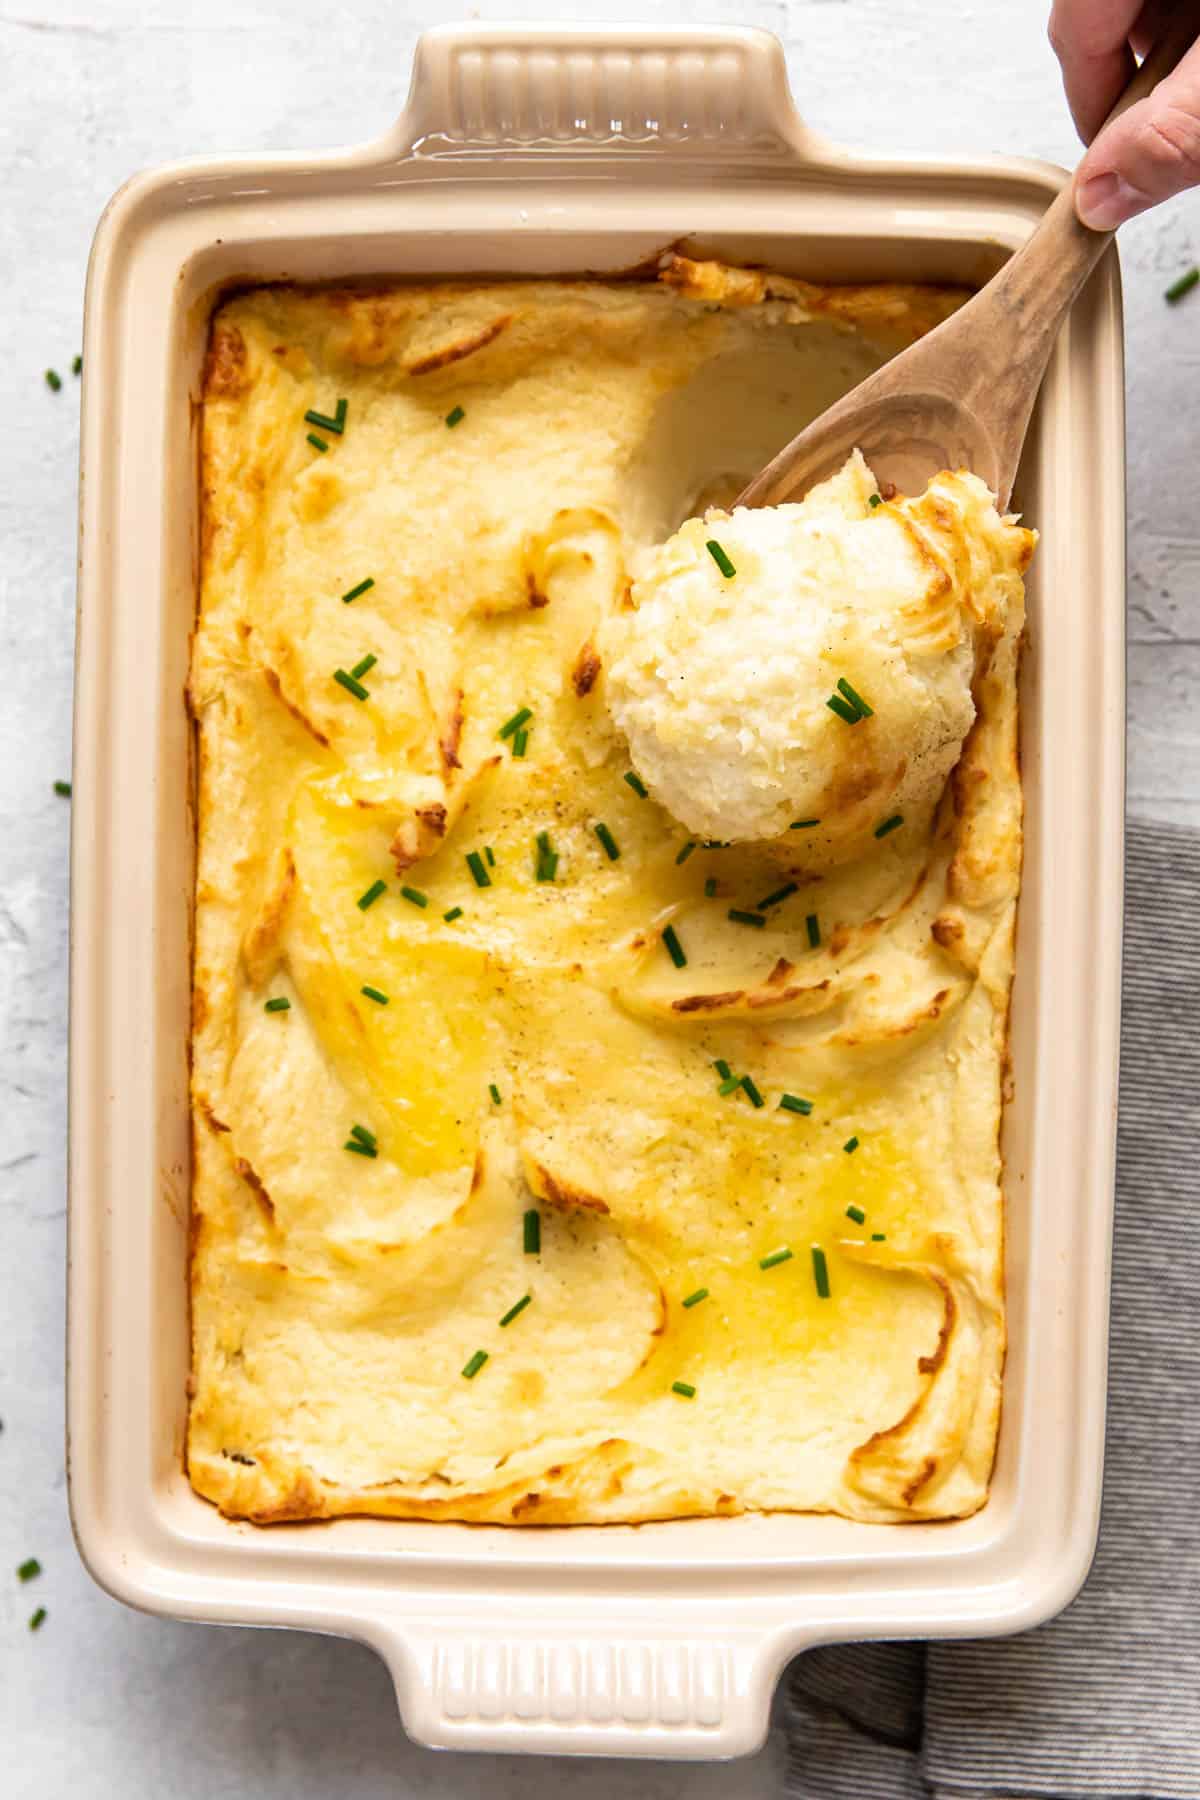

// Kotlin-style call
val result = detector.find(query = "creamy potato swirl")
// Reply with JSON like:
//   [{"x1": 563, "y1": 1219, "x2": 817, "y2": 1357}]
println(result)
[{"x1": 188, "y1": 261, "x2": 1026, "y2": 1525}]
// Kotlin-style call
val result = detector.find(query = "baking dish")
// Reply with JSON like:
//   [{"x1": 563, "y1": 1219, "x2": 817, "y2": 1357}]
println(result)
[{"x1": 68, "y1": 22, "x2": 1125, "y2": 1760}]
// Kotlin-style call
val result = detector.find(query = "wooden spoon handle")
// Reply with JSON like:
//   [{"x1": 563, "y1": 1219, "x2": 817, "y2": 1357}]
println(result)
[
  {"x1": 966, "y1": 7, "x2": 1198, "y2": 499},
  {"x1": 996, "y1": 17, "x2": 1195, "y2": 388},
  {"x1": 736, "y1": 10, "x2": 1199, "y2": 513}
]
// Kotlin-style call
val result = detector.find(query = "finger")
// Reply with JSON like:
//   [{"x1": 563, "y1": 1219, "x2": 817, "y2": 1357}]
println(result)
[
  {"x1": 1048, "y1": 0, "x2": 1143, "y2": 140},
  {"x1": 1129, "y1": 0, "x2": 1179, "y2": 59},
  {"x1": 1076, "y1": 36, "x2": 1200, "y2": 227}
]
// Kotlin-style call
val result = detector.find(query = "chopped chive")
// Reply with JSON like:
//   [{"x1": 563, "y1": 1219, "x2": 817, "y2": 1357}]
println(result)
[
  {"x1": 811, "y1": 1244, "x2": 831, "y2": 1298},
  {"x1": 488, "y1": 1083, "x2": 502, "y2": 1106},
  {"x1": 54, "y1": 780, "x2": 71, "y2": 797},
  {"x1": 461, "y1": 1349, "x2": 489, "y2": 1380},
  {"x1": 675, "y1": 841, "x2": 698, "y2": 867},
  {"x1": 843, "y1": 1136, "x2": 860, "y2": 1154},
  {"x1": 445, "y1": 405, "x2": 466, "y2": 427},
  {"x1": 759, "y1": 1246, "x2": 793, "y2": 1270},
  {"x1": 72, "y1": 355, "x2": 82, "y2": 376},
  {"x1": 874, "y1": 814, "x2": 904, "y2": 839},
  {"x1": 779, "y1": 1093, "x2": 814, "y2": 1116},
  {"x1": 361, "y1": 985, "x2": 389, "y2": 1005},
  {"x1": 264, "y1": 996, "x2": 291, "y2": 1014},
  {"x1": 45, "y1": 369, "x2": 61, "y2": 392},
  {"x1": 334, "y1": 668, "x2": 369, "y2": 701},
  {"x1": 682, "y1": 1288, "x2": 709, "y2": 1309},
  {"x1": 443, "y1": 906, "x2": 464, "y2": 922},
  {"x1": 499, "y1": 1293, "x2": 532, "y2": 1327},
  {"x1": 728, "y1": 909, "x2": 767, "y2": 928},
  {"x1": 806, "y1": 912, "x2": 821, "y2": 948},
  {"x1": 306, "y1": 432, "x2": 329, "y2": 453},
  {"x1": 846, "y1": 1204, "x2": 866, "y2": 1224},
  {"x1": 512, "y1": 728, "x2": 528, "y2": 758},
  {"x1": 826, "y1": 693, "x2": 862, "y2": 726},
  {"x1": 671, "y1": 1380, "x2": 697, "y2": 1398},
  {"x1": 662, "y1": 923, "x2": 687, "y2": 968},
  {"x1": 400, "y1": 885, "x2": 429, "y2": 908},
  {"x1": 867, "y1": 493, "x2": 882, "y2": 509},
  {"x1": 357, "y1": 878, "x2": 387, "y2": 910},
  {"x1": 704, "y1": 878, "x2": 718, "y2": 898},
  {"x1": 1165, "y1": 267, "x2": 1199, "y2": 304},
  {"x1": 837, "y1": 676, "x2": 874, "y2": 718},
  {"x1": 466, "y1": 851, "x2": 492, "y2": 888},
  {"x1": 350, "y1": 653, "x2": 377, "y2": 680},
  {"x1": 523, "y1": 1208, "x2": 541, "y2": 1255},
  {"x1": 28, "y1": 1607, "x2": 46, "y2": 1631},
  {"x1": 741, "y1": 1076, "x2": 765, "y2": 1108},
  {"x1": 594, "y1": 822, "x2": 620, "y2": 861},
  {"x1": 485, "y1": 846, "x2": 496, "y2": 867},
  {"x1": 344, "y1": 1138, "x2": 378, "y2": 1158},
  {"x1": 498, "y1": 706, "x2": 532, "y2": 740},
  {"x1": 305, "y1": 407, "x2": 345, "y2": 436},
  {"x1": 534, "y1": 830, "x2": 558, "y2": 882},
  {"x1": 713, "y1": 1059, "x2": 732, "y2": 1080},
  {"x1": 790, "y1": 818, "x2": 820, "y2": 830},
  {"x1": 306, "y1": 398, "x2": 347, "y2": 433},
  {"x1": 757, "y1": 882, "x2": 797, "y2": 910},
  {"x1": 706, "y1": 539, "x2": 736, "y2": 579},
  {"x1": 349, "y1": 1123, "x2": 377, "y2": 1149},
  {"x1": 624, "y1": 770, "x2": 649, "y2": 799},
  {"x1": 341, "y1": 577, "x2": 375, "y2": 603},
  {"x1": 17, "y1": 1558, "x2": 41, "y2": 1583},
  {"x1": 872, "y1": 1232, "x2": 887, "y2": 1241},
  {"x1": 717, "y1": 1075, "x2": 744, "y2": 1097}
]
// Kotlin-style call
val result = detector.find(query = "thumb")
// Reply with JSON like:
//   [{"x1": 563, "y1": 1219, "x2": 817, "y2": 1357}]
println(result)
[{"x1": 1075, "y1": 39, "x2": 1200, "y2": 229}]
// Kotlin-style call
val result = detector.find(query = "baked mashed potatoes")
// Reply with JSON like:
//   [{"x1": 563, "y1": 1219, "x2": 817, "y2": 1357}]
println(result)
[{"x1": 189, "y1": 257, "x2": 1032, "y2": 1526}]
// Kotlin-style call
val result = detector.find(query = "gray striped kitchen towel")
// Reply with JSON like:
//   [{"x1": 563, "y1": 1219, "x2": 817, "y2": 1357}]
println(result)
[{"x1": 783, "y1": 816, "x2": 1200, "y2": 1799}]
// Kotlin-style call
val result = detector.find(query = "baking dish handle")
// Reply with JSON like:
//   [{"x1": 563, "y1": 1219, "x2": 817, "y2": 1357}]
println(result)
[
  {"x1": 395, "y1": 23, "x2": 825, "y2": 162},
  {"x1": 367, "y1": 1615, "x2": 788, "y2": 1758}
]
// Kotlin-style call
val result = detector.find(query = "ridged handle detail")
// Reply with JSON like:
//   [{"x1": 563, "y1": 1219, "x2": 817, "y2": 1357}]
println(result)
[
  {"x1": 376, "y1": 1621, "x2": 778, "y2": 1755},
  {"x1": 402, "y1": 27, "x2": 803, "y2": 152},
  {"x1": 429, "y1": 1635, "x2": 730, "y2": 1728}
]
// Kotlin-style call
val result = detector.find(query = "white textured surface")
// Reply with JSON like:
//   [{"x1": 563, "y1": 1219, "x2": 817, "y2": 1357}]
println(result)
[{"x1": 0, "y1": 1, "x2": 1195, "y2": 1793}]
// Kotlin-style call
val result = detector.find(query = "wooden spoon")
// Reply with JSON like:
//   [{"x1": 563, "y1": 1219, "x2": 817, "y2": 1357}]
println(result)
[{"x1": 736, "y1": 13, "x2": 1197, "y2": 512}]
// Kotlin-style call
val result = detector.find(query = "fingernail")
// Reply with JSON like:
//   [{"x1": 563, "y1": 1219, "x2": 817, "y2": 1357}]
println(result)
[{"x1": 1075, "y1": 171, "x2": 1142, "y2": 231}]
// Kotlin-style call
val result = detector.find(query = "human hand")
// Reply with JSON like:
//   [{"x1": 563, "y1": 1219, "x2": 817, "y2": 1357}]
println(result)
[{"x1": 1048, "y1": 1, "x2": 1200, "y2": 227}]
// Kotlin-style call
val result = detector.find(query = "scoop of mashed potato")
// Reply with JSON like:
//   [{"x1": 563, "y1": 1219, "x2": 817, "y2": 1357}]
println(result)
[{"x1": 602, "y1": 453, "x2": 1035, "y2": 862}]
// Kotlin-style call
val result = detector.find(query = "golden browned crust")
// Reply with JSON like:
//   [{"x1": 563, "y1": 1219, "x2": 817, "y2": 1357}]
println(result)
[
  {"x1": 233, "y1": 1155, "x2": 276, "y2": 1226},
  {"x1": 572, "y1": 642, "x2": 602, "y2": 696},
  {"x1": 389, "y1": 805, "x2": 448, "y2": 875},
  {"x1": 241, "y1": 850, "x2": 295, "y2": 987},
  {"x1": 204, "y1": 321, "x2": 250, "y2": 398},
  {"x1": 262, "y1": 666, "x2": 330, "y2": 748},
  {"x1": 671, "y1": 989, "x2": 745, "y2": 1014},
  {"x1": 524, "y1": 1156, "x2": 611, "y2": 1216},
  {"x1": 406, "y1": 314, "x2": 513, "y2": 376},
  {"x1": 657, "y1": 252, "x2": 972, "y2": 345},
  {"x1": 439, "y1": 689, "x2": 464, "y2": 772}
]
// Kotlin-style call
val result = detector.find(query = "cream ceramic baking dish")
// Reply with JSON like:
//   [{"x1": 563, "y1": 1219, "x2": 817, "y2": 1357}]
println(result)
[{"x1": 68, "y1": 23, "x2": 1125, "y2": 1761}]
